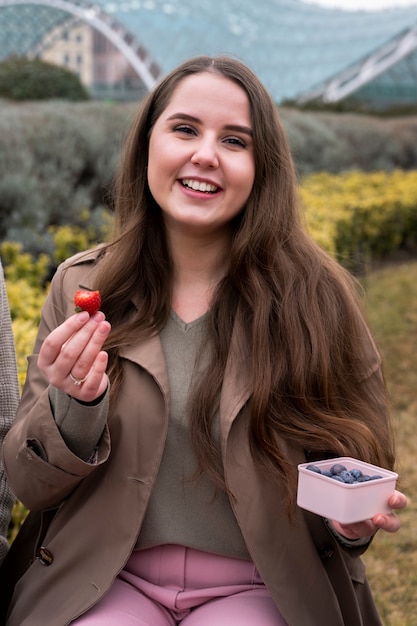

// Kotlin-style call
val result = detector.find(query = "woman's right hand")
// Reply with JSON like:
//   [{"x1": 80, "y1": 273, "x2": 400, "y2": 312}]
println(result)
[{"x1": 37, "y1": 310, "x2": 111, "y2": 402}]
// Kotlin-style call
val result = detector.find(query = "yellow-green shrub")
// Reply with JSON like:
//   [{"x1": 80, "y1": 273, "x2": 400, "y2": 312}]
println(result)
[
  {"x1": 6, "y1": 280, "x2": 46, "y2": 326},
  {"x1": 1, "y1": 241, "x2": 50, "y2": 289},
  {"x1": 12, "y1": 318, "x2": 40, "y2": 390},
  {"x1": 300, "y1": 170, "x2": 417, "y2": 270},
  {"x1": 50, "y1": 224, "x2": 92, "y2": 267},
  {"x1": 8, "y1": 500, "x2": 28, "y2": 544}
]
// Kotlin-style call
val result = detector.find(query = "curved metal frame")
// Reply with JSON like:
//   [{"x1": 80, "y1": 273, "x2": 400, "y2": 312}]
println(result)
[
  {"x1": 0, "y1": 0, "x2": 162, "y2": 90},
  {"x1": 298, "y1": 23, "x2": 417, "y2": 103}
]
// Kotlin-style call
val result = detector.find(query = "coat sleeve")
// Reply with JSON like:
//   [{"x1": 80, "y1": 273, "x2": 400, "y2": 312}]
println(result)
[
  {"x1": 0, "y1": 260, "x2": 20, "y2": 564},
  {"x1": 2, "y1": 259, "x2": 111, "y2": 512}
]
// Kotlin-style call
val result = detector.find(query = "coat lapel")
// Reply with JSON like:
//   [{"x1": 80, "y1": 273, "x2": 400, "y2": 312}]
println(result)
[
  {"x1": 219, "y1": 311, "x2": 252, "y2": 448},
  {"x1": 119, "y1": 333, "x2": 169, "y2": 400}
]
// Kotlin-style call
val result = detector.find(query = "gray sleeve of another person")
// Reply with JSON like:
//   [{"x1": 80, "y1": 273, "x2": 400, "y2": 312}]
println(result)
[{"x1": 0, "y1": 259, "x2": 20, "y2": 565}]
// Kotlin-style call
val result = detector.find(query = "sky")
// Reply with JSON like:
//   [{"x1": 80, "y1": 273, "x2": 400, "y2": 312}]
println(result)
[{"x1": 303, "y1": 0, "x2": 417, "y2": 10}]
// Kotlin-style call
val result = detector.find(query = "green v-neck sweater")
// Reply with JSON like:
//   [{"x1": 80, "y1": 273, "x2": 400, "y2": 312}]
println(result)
[{"x1": 136, "y1": 310, "x2": 250, "y2": 560}]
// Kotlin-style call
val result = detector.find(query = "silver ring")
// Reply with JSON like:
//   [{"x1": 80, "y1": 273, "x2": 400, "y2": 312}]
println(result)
[{"x1": 69, "y1": 372, "x2": 88, "y2": 386}]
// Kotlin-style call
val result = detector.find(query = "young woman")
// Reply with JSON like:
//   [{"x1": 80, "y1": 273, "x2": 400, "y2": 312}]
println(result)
[
  {"x1": 2, "y1": 56, "x2": 407, "y2": 625},
  {"x1": 0, "y1": 259, "x2": 19, "y2": 567}
]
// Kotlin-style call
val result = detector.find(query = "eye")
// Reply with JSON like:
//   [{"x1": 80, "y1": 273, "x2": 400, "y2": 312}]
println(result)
[
  {"x1": 173, "y1": 124, "x2": 197, "y2": 136},
  {"x1": 223, "y1": 136, "x2": 247, "y2": 148}
]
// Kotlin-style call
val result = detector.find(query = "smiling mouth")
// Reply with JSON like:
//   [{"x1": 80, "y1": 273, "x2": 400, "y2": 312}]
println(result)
[{"x1": 181, "y1": 178, "x2": 219, "y2": 193}]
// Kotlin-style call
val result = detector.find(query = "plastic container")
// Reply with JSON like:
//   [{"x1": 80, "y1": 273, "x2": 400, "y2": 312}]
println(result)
[{"x1": 297, "y1": 456, "x2": 398, "y2": 523}]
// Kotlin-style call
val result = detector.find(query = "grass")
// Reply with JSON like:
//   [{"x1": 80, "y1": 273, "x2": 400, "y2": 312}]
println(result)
[{"x1": 361, "y1": 259, "x2": 417, "y2": 626}]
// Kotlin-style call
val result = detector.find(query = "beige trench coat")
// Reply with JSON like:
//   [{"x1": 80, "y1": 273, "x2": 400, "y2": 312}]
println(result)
[{"x1": 2, "y1": 249, "x2": 384, "y2": 626}]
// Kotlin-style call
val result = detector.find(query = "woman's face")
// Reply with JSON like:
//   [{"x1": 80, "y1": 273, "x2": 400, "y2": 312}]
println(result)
[{"x1": 147, "y1": 72, "x2": 255, "y2": 238}]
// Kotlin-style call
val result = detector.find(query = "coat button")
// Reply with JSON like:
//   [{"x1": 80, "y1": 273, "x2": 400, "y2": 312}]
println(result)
[
  {"x1": 37, "y1": 546, "x2": 54, "y2": 566},
  {"x1": 319, "y1": 543, "x2": 334, "y2": 560}
]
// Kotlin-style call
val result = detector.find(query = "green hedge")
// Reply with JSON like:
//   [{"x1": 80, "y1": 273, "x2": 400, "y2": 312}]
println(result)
[{"x1": 0, "y1": 57, "x2": 89, "y2": 101}]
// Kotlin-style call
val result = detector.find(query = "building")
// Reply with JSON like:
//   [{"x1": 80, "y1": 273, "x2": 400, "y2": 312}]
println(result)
[
  {"x1": 0, "y1": 0, "x2": 416, "y2": 107},
  {"x1": 35, "y1": 19, "x2": 145, "y2": 99}
]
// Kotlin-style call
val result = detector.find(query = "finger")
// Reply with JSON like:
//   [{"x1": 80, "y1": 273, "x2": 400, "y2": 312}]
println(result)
[
  {"x1": 68, "y1": 319, "x2": 111, "y2": 382},
  {"x1": 371, "y1": 492, "x2": 408, "y2": 533},
  {"x1": 332, "y1": 519, "x2": 376, "y2": 540},
  {"x1": 38, "y1": 311, "x2": 91, "y2": 369},
  {"x1": 372, "y1": 512, "x2": 401, "y2": 533},
  {"x1": 51, "y1": 315, "x2": 109, "y2": 382},
  {"x1": 67, "y1": 351, "x2": 109, "y2": 402},
  {"x1": 388, "y1": 490, "x2": 408, "y2": 510}
]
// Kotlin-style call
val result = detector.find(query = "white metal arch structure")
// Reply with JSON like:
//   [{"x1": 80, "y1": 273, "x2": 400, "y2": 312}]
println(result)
[
  {"x1": 0, "y1": 0, "x2": 162, "y2": 90},
  {"x1": 298, "y1": 23, "x2": 417, "y2": 104}
]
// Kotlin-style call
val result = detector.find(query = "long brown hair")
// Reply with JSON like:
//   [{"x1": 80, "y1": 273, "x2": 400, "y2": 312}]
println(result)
[{"x1": 92, "y1": 56, "x2": 394, "y2": 510}]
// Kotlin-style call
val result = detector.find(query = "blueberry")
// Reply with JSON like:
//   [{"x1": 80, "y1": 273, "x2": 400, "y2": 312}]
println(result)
[
  {"x1": 306, "y1": 464, "x2": 322, "y2": 474},
  {"x1": 321, "y1": 470, "x2": 333, "y2": 477},
  {"x1": 330, "y1": 475, "x2": 345, "y2": 482},
  {"x1": 330, "y1": 464, "x2": 347, "y2": 476},
  {"x1": 356, "y1": 474, "x2": 371, "y2": 482},
  {"x1": 349, "y1": 469, "x2": 363, "y2": 480},
  {"x1": 340, "y1": 470, "x2": 355, "y2": 484},
  {"x1": 368, "y1": 475, "x2": 383, "y2": 481}
]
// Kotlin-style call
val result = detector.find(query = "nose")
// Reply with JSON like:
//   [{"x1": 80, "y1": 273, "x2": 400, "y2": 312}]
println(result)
[{"x1": 190, "y1": 136, "x2": 219, "y2": 168}]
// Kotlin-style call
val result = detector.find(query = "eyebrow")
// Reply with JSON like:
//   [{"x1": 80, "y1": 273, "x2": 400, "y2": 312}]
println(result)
[{"x1": 166, "y1": 113, "x2": 253, "y2": 137}]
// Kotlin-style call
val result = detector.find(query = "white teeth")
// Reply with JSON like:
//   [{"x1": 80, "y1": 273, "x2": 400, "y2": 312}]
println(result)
[{"x1": 182, "y1": 178, "x2": 218, "y2": 193}]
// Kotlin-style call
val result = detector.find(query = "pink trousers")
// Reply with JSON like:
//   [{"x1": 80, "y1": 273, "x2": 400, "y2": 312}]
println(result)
[{"x1": 72, "y1": 545, "x2": 288, "y2": 625}]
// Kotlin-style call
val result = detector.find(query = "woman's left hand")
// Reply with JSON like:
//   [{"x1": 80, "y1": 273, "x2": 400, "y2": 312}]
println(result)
[{"x1": 330, "y1": 489, "x2": 408, "y2": 540}]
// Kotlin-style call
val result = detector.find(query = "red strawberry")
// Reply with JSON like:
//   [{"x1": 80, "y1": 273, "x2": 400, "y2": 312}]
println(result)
[{"x1": 74, "y1": 289, "x2": 101, "y2": 315}]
